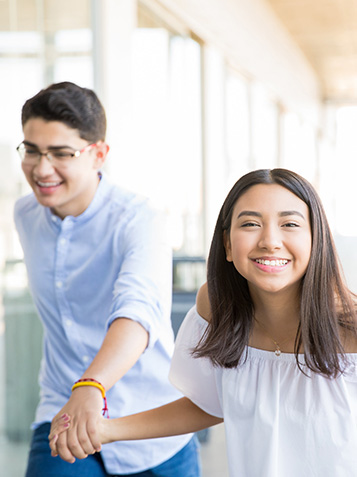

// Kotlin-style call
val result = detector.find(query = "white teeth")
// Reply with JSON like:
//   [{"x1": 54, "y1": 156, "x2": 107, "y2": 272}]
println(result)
[
  {"x1": 255, "y1": 259, "x2": 288, "y2": 266},
  {"x1": 37, "y1": 181, "x2": 61, "y2": 187}
]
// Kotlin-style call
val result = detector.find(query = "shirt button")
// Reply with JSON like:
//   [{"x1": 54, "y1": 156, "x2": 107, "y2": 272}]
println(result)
[
  {"x1": 82, "y1": 355, "x2": 90, "y2": 363},
  {"x1": 65, "y1": 319, "x2": 72, "y2": 327},
  {"x1": 56, "y1": 281, "x2": 63, "y2": 288},
  {"x1": 59, "y1": 238, "x2": 66, "y2": 246}
]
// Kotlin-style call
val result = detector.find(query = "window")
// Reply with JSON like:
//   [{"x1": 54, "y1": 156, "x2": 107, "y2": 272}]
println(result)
[
  {"x1": 0, "y1": 0, "x2": 93, "y2": 263},
  {"x1": 225, "y1": 68, "x2": 251, "y2": 187},
  {"x1": 122, "y1": 3, "x2": 204, "y2": 255}
]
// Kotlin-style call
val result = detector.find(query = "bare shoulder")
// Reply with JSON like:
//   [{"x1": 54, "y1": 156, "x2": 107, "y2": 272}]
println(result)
[
  {"x1": 196, "y1": 283, "x2": 212, "y2": 323},
  {"x1": 336, "y1": 300, "x2": 357, "y2": 352},
  {"x1": 342, "y1": 329, "x2": 357, "y2": 353}
]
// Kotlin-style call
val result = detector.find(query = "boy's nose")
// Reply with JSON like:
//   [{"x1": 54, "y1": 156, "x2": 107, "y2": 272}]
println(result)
[{"x1": 33, "y1": 155, "x2": 56, "y2": 175}]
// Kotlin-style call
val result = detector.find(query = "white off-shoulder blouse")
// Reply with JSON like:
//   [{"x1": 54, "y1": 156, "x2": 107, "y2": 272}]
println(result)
[{"x1": 169, "y1": 306, "x2": 357, "y2": 477}]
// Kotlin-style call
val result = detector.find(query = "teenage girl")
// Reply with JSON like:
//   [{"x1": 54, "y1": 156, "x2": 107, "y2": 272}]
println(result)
[{"x1": 50, "y1": 169, "x2": 357, "y2": 476}]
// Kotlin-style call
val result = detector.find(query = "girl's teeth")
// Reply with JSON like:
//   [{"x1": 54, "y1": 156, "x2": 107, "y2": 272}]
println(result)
[{"x1": 255, "y1": 259, "x2": 288, "y2": 266}]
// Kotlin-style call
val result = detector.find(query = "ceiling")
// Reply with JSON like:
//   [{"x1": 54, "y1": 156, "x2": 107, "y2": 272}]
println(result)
[
  {"x1": 1, "y1": 0, "x2": 356, "y2": 102},
  {"x1": 266, "y1": 0, "x2": 357, "y2": 103}
]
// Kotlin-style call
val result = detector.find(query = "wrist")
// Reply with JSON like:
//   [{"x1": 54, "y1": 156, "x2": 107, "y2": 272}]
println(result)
[
  {"x1": 102, "y1": 417, "x2": 125, "y2": 444},
  {"x1": 72, "y1": 378, "x2": 109, "y2": 418}
]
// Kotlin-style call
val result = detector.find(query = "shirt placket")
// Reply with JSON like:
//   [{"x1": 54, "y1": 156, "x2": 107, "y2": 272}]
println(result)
[{"x1": 54, "y1": 217, "x2": 88, "y2": 364}]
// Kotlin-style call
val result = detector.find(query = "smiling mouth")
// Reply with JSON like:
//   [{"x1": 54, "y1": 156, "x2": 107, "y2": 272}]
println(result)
[
  {"x1": 36, "y1": 180, "x2": 62, "y2": 188},
  {"x1": 254, "y1": 259, "x2": 289, "y2": 266}
]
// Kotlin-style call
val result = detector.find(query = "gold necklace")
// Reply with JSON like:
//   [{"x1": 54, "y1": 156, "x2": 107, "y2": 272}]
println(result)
[{"x1": 254, "y1": 318, "x2": 294, "y2": 357}]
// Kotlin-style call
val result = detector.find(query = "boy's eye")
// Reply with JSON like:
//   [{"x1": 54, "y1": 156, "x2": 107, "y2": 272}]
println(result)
[
  {"x1": 51, "y1": 150, "x2": 74, "y2": 159},
  {"x1": 25, "y1": 148, "x2": 39, "y2": 155}
]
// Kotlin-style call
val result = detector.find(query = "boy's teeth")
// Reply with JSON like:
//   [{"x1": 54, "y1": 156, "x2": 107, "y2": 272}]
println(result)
[
  {"x1": 255, "y1": 259, "x2": 288, "y2": 266},
  {"x1": 38, "y1": 181, "x2": 60, "y2": 187}
]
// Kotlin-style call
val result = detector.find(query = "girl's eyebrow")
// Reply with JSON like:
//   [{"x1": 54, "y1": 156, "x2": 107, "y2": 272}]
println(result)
[
  {"x1": 237, "y1": 211, "x2": 261, "y2": 218},
  {"x1": 237, "y1": 210, "x2": 306, "y2": 220},
  {"x1": 279, "y1": 210, "x2": 306, "y2": 220}
]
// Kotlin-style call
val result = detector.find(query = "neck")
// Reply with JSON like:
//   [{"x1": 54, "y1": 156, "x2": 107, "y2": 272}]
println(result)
[{"x1": 250, "y1": 286, "x2": 301, "y2": 328}]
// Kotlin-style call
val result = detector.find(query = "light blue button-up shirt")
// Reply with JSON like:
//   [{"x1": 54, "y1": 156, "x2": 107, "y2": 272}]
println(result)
[{"x1": 14, "y1": 174, "x2": 192, "y2": 474}]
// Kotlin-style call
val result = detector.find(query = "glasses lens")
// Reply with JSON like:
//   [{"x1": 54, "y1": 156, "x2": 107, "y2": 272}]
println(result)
[
  {"x1": 16, "y1": 142, "x2": 90, "y2": 165},
  {"x1": 17, "y1": 143, "x2": 40, "y2": 163},
  {"x1": 47, "y1": 150, "x2": 75, "y2": 161}
]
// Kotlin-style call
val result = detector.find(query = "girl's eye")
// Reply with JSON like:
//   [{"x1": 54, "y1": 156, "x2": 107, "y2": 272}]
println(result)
[
  {"x1": 282, "y1": 222, "x2": 299, "y2": 228},
  {"x1": 241, "y1": 222, "x2": 260, "y2": 228}
]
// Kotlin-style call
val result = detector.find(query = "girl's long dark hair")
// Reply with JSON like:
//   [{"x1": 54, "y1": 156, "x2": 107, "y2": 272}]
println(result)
[{"x1": 194, "y1": 168, "x2": 357, "y2": 377}]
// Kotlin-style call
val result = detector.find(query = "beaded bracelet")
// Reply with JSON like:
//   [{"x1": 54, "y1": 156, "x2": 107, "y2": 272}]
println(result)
[{"x1": 71, "y1": 378, "x2": 109, "y2": 418}]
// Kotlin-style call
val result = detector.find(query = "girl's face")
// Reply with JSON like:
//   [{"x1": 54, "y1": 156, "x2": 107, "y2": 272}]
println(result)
[{"x1": 224, "y1": 183, "x2": 312, "y2": 298}]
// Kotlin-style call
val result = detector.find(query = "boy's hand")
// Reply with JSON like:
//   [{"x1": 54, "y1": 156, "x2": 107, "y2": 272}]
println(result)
[{"x1": 49, "y1": 386, "x2": 103, "y2": 463}]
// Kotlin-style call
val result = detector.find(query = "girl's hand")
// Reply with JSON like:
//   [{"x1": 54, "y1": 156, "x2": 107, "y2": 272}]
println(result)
[{"x1": 49, "y1": 414, "x2": 71, "y2": 455}]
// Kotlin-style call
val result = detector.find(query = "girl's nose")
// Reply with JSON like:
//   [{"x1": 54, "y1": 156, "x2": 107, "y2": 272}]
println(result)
[{"x1": 258, "y1": 226, "x2": 282, "y2": 250}]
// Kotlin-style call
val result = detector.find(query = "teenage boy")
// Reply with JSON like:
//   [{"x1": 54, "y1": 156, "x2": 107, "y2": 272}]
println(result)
[{"x1": 15, "y1": 82, "x2": 200, "y2": 477}]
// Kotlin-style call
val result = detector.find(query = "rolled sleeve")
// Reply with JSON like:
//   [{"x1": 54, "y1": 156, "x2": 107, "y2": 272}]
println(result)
[{"x1": 107, "y1": 203, "x2": 172, "y2": 348}]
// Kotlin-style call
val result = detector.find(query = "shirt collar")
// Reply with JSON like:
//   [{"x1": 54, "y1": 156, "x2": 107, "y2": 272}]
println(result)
[{"x1": 46, "y1": 172, "x2": 111, "y2": 225}]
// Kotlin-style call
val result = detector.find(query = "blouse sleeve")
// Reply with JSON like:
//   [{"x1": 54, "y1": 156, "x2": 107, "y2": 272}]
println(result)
[{"x1": 169, "y1": 306, "x2": 223, "y2": 418}]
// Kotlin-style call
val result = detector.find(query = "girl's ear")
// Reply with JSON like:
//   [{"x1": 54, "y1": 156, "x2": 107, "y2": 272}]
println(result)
[{"x1": 223, "y1": 231, "x2": 233, "y2": 262}]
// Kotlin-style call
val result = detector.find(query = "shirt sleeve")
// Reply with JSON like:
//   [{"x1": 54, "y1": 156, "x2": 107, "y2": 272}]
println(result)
[
  {"x1": 169, "y1": 306, "x2": 224, "y2": 418},
  {"x1": 107, "y1": 199, "x2": 173, "y2": 349}
]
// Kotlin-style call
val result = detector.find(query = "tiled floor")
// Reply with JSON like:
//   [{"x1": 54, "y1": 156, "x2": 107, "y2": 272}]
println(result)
[{"x1": 0, "y1": 425, "x2": 228, "y2": 477}]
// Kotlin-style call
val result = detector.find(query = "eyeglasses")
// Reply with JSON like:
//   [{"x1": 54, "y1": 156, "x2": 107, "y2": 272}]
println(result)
[{"x1": 16, "y1": 142, "x2": 97, "y2": 166}]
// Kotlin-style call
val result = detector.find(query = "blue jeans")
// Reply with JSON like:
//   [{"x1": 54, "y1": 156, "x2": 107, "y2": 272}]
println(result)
[{"x1": 25, "y1": 423, "x2": 201, "y2": 477}]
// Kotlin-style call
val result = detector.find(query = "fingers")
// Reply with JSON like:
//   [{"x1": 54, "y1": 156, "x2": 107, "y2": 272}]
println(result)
[
  {"x1": 49, "y1": 413, "x2": 70, "y2": 441},
  {"x1": 49, "y1": 414, "x2": 70, "y2": 457},
  {"x1": 49, "y1": 434, "x2": 58, "y2": 456},
  {"x1": 86, "y1": 419, "x2": 102, "y2": 453},
  {"x1": 68, "y1": 421, "x2": 98, "y2": 458},
  {"x1": 54, "y1": 432, "x2": 77, "y2": 463},
  {"x1": 49, "y1": 414, "x2": 102, "y2": 461}
]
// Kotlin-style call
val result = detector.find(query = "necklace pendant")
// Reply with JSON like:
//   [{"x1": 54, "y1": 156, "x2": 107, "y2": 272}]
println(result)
[{"x1": 275, "y1": 348, "x2": 281, "y2": 357}]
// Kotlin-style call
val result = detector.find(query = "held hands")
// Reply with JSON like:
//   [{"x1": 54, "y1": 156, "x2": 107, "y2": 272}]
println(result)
[
  {"x1": 49, "y1": 386, "x2": 104, "y2": 463},
  {"x1": 49, "y1": 411, "x2": 111, "y2": 458}
]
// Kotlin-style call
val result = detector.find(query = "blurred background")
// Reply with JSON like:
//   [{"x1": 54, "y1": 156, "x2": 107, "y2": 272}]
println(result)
[{"x1": 0, "y1": 0, "x2": 357, "y2": 475}]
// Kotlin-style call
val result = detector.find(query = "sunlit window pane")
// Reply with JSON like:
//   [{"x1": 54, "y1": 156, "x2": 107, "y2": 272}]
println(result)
[
  {"x1": 55, "y1": 29, "x2": 92, "y2": 53},
  {"x1": 120, "y1": 8, "x2": 203, "y2": 255},
  {"x1": 225, "y1": 71, "x2": 251, "y2": 186},
  {"x1": 335, "y1": 106, "x2": 357, "y2": 236},
  {"x1": 281, "y1": 112, "x2": 316, "y2": 182},
  {"x1": 251, "y1": 83, "x2": 278, "y2": 169},
  {"x1": 0, "y1": 31, "x2": 41, "y2": 53}
]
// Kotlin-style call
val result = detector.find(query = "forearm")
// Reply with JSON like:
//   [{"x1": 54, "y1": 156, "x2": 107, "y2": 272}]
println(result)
[
  {"x1": 81, "y1": 317, "x2": 149, "y2": 389},
  {"x1": 102, "y1": 397, "x2": 223, "y2": 443},
  {"x1": 49, "y1": 318, "x2": 149, "y2": 461}
]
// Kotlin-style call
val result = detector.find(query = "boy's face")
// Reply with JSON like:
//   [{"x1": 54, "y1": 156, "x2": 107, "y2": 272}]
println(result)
[{"x1": 21, "y1": 118, "x2": 105, "y2": 218}]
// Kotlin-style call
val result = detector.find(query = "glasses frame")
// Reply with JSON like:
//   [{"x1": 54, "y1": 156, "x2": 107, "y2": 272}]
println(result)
[{"x1": 16, "y1": 142, "x2": 97, "y2": 164}]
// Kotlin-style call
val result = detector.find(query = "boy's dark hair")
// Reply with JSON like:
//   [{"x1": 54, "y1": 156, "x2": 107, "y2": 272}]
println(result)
[
  {"x1": 21, "y1": 82, "x2": 106, "y2": 142},
  {"x1": 194, "y1": 168, "x2": 357, "y2": 377}
]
